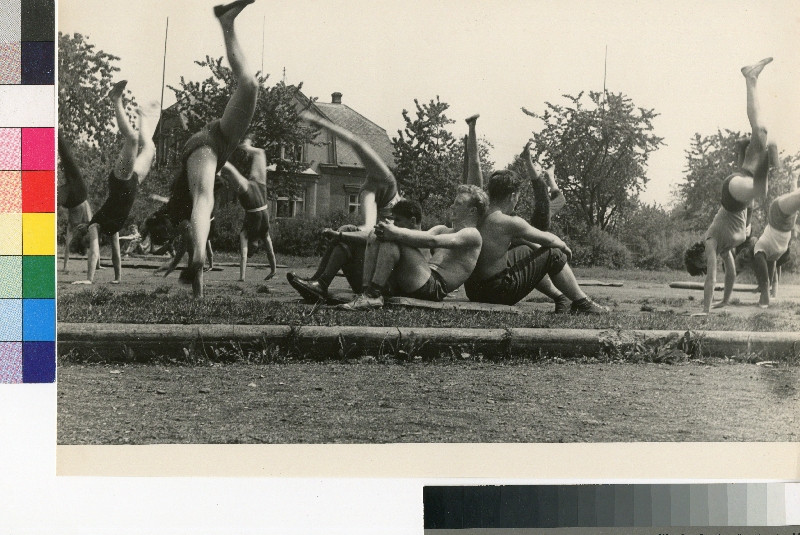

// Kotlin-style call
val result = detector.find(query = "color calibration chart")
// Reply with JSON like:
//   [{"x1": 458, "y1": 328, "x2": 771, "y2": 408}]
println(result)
[
  {"x1": 424, "y1": 484, "x2": 800, "y2": 533},
  {"x1": 0, "y1": 0, "x2": 55, "y2": 383}
]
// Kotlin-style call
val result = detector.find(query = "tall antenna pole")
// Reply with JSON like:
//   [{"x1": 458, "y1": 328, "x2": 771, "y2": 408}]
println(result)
[
  {"x1": 602, "y1": 44, "x2": 608, "y2": 109},
  {"x1": 158, "y1": 17, "x2": 169, "y2": 169},
  {"x1": 260, "y1": 15, "x2": 265, "y2": 75}
]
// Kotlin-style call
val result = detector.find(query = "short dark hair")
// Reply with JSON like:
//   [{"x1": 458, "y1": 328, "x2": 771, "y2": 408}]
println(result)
[
  {"x1": 684, "y1": 240, "x2": 707, "y2": 276},
  {"x1": 392, "y1": 198, "x2": 422, "y2": 224},
  {"x1": 144, "y1": 208, "x2": 176, "y2": 246},
  {"x1": 486, "y1": 169, "x2": 521, "y2": 202}
]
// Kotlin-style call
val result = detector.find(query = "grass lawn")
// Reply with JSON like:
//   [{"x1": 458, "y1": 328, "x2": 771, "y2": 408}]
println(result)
[{"x1": 58, "y1": 287, "x2": 800, "y2": 333}]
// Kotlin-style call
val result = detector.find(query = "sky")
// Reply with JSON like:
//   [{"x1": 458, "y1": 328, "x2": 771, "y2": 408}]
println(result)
[{"x1": 59, "y1": 0, "x2": 800, "y2": 205}]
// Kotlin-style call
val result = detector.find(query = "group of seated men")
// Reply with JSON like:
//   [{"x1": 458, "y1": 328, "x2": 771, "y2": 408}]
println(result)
[{"x1": 287, "y1": 153, "x2": 607, "y2": 314}]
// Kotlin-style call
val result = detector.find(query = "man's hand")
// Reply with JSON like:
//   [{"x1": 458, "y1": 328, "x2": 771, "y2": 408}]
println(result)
[
  {"x1": 522, "y1": 141, "x2": 533, "y2": 159},
  {"x1": 374, "y1": 221, "x2": 398, "y2": 241},
  {"x1": 560, "y1": 244, "x2": 572, "y2": 261},
  {"x1": 321, "y1": 228, "x2": 339, "y2": 241}
]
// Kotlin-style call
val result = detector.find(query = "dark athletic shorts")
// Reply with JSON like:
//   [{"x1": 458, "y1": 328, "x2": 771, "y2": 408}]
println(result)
[
  {"x1": 89, "y1": 171, "x2": 139, "y2": 236},
  {"x1": 464, "y1": 245, "x2": 567, "y2": 305},
  {"x1": 59, "y1": 180, "x2": 88, "y2": 210},
  {"x1": 401, "y1": 268, "x2": 449, "y2": 302},
  {"x1": 243, "y1": 210, "x2": 269, "y2": 244}
]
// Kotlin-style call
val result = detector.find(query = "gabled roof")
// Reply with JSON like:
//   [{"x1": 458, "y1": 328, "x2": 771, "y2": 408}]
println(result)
[
  {"x1": 156, "y1": 86, "x2": 396, "y2": 170},
  {"x1": 311, "y1": 101, "x2": 396, "y2": 169}
]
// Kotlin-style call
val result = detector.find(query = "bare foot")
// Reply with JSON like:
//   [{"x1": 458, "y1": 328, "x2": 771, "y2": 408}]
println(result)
[
  {"x1": 110, "y1": 280, "x2": 121, "y2": 284},
  {"x1": 741, "y1": 57, "x2": 773, "y2": 79},
  {"x1": 214, "y1": 0, "x2": 255, "y2": 25},
  {"x1": 108, "y1": 80, "x2": 128, "y2": 101},
  {"x1": 72, "y1": 280, "x2": 92, "y2": 285},
  {"x1": 465, "y1": 114, "x2": 480, "y2": 125}
]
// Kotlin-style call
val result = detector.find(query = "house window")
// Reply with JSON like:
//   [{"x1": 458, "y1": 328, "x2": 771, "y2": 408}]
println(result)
[
  {"x1": 276, "y1": 190, "x2": 306, "y2": 218},
  {"x1": 347, "y1": 192, "x2": 361, "y2": 214},
  {"x1": 280, "y1": 143, "x2": 304, "y2": 163}
]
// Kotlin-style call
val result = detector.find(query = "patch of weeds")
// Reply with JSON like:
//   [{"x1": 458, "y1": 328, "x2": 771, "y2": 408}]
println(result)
[
  {"x1": 750, "y1": 312, "x2": 779, "y2": 330},
  {"x1": 337, "y1": 333, "x2": 360, "y2": 360},
  {"x1": 176, "y1": 339, "x2": 212, "y2": 366},
  {"x1": 88, "y1": 287, "x2": 114, "y2": 306},
  {"x1": 727, "y1": 352, "x2": 763, "y2": 364},
  {"x1": 152, "y1": 285, "x2": 170, "y2": 295},
  {"x1": 599, "y1": 330, "x2": 701, "y2": 364},
  {"x1": 377, "y1": 332, "x2": 429, "y2": 363}
]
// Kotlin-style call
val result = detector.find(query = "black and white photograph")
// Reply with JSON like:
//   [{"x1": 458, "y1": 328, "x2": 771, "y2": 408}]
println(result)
[{"x1": 56, "y1": 0, "x2": 800, "y2": 450}]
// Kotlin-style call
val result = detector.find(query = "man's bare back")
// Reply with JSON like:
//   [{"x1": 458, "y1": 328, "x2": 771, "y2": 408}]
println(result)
[{"x1": 471, "y1": 210, "x2": 522, "y2": 280}]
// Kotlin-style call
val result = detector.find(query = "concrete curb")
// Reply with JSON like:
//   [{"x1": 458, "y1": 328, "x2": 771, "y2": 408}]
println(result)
[{"x1": 57, "y1": 323, "x2": 800, "y2": 361}]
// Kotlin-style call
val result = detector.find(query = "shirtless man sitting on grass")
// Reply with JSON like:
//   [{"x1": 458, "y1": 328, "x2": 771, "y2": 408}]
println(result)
[
  {"x1": 464, "y1": 169, "x2": 607, "y2": 314},
  {"x1": 338, "y1": 185, "x2": 486, "y2": 310}
]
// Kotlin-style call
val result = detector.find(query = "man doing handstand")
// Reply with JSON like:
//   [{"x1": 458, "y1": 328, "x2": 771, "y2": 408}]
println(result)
[
  {"x1": 73, "y1": 81, "x2": 158, "y2": 285},
  {"x1": 219, "y1": 137, "x2": 276, "y2": 281}
]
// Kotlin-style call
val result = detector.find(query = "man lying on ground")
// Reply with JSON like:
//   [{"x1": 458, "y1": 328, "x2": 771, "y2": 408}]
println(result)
[
  {"x1": 338, "y1": 186, "x2": 486, "y2": 310},
  {"x1": 287, "y1": 111, "x2": 401, "y2": 301},
  {"x1": 464, "y1": 169, "x2": 608, "y2": 314}
]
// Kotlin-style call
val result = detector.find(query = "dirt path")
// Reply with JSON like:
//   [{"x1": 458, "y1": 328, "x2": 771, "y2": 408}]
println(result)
[{"x1": 58, "y1": 360, "x2": 799, "y2": 444}]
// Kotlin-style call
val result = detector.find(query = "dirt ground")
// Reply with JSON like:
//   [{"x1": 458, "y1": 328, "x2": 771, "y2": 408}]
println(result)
[
  {"x1": 57, "y1": 253, "x2": 800, "y2": 321},
  {"x1": 58, "y1": 360, "x2": 799, "y2": 444},
  {"x1": 57, "y1": 253, "x2": 800, "y2": 445}
]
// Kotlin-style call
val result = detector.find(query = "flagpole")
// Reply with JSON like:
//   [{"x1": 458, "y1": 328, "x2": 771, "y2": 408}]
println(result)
[
  {"x1": 602, "y1": 44, "x2": 608, "y2": 109},
  {"x1": 158, "y1": 16, "x2": 169, "y2": 169},
  {"x1": 261, "y1": 15, "x2": 265, "y2": 75}
]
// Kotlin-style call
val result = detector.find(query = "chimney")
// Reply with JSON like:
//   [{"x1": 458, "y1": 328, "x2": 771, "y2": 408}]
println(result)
[{"x1": 331, "y1": 92, "x2": 342, "y2": 104}]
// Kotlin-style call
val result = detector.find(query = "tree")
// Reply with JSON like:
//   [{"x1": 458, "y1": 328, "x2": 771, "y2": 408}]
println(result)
[
  {"x1": 391, "y1": 97, "x2": 460, "y2": 209},
  {"x1": 391, "y1": 97, "x2": 494, "y2": 224},
  {"x1": 675, "y1": 129, "x2": 748, "y2": 231},
  {"x1": 522, "y1": 91, "x2": 664, "y2": 230},
  {"x1": 58, "y1": 33, "x2": 140, "y2": 215},
  {"x1": 58, "y1": 32, "x2": 136, "y2": 150},
  {"x1": 168, "y1": 56, "x2": 319, "y2": 197},
  {"x1": 676, "y1": 129, "x2": 800, "y2": 231}
]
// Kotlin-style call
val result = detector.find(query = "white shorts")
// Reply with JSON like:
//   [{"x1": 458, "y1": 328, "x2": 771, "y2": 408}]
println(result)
[{"x1": 753, "y1": 224, "x2": 790, "y2": 261}]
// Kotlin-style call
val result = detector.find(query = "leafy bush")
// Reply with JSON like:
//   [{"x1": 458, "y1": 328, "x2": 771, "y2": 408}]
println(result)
[
  {"x1": 616, "y1": 203, "x2": 698, "y2": 271},
  {"x1": 567, "y1": 226, "x2": 632, "y2": 269},
  {"x1": 271, "y1": 211, "x2": 361, "y2": 256}
]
